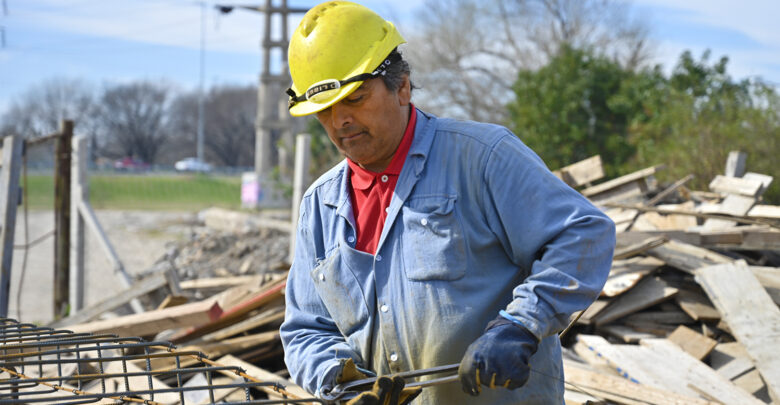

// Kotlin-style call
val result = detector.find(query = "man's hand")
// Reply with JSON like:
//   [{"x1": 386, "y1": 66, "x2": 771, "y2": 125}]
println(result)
[
  {"x1": 337, "y1": 358, "x2": 371, "y2": 384},
  {"x1": 346, "y1": 375, "x2": 422, "y2": 405},
  {"x1": 458, "y1": 315, "x2": 539, "y2": 396}
]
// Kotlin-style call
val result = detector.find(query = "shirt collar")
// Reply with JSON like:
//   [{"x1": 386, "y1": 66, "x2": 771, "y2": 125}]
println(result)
[{"x1": 347, "y1": 103, "x2": 417, "y2": 191}]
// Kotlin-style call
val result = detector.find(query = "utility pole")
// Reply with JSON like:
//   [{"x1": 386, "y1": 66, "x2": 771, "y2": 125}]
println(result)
[
  {"x1": 217, "y1": 0, "x2": 307, "y2": 206},
  {"x1": 197, "y1": 1, "x2": 206, "y2": 163}
]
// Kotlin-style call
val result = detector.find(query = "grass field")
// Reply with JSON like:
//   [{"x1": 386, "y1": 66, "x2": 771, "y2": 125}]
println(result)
[{"x1": 24, "y1": 173, "x2": 243, "y2": 211}]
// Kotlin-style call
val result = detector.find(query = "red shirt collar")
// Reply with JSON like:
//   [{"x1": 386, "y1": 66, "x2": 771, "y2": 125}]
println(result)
[{"x1": 348, "y1": 104, "x2": 417, "y2": 191}]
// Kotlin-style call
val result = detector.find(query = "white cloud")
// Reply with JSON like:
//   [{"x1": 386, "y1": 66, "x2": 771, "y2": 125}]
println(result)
[
  {"x1": 17, "y1": 0, "x2": 264, "y2": 53},
  {"x1": 633, "y1": 0, "x2": 780, "y2": 83}
]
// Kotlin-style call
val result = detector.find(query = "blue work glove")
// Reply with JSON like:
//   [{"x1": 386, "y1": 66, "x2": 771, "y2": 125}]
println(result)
[{"x1": 458, "y1": 315, "x2": 539, "y2": 396}]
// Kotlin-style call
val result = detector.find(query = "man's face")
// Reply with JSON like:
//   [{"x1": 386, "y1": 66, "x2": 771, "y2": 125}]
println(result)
[{"x1": 316, "y1": 75, "x2": 411, "y2": 173}]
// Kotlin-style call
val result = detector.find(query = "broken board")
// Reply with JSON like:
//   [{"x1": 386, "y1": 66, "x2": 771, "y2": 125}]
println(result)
[{"x1": 695, "y1": 261, "x2": 780, "y2": 401}]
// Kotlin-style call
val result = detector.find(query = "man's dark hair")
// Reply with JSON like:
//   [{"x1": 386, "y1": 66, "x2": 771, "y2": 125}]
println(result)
[{"x1": 381, "y1": 48, "x2": 415, "y2": 92}]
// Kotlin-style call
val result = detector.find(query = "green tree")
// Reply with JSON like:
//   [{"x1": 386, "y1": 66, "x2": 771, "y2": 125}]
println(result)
[
  {"x1": 629, "y1": 51, "x2": 780, "y2": 203},
  {"x1": 508, "y1": 46, "x2": 647, "y2": 176}
]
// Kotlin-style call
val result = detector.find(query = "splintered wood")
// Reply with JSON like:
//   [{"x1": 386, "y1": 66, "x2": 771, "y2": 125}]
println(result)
[{"x1": 555, "y1": 153, "x2": 779, "y2": 405}]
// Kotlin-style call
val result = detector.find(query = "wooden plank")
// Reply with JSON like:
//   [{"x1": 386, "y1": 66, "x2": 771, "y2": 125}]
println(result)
[
  {"x1": 202, "y1": 305, "x2": 285, "y2": 342},
  {"x1": 748, "y1": 204, "x2": 780, "y2": 219},
  {"x1": 743, "y1": 172, "x2": 773, "y2": 193},
  {"x1": 50, "y1": 271, "x2": 169, "y2": 328},
  {"x1": 646, "y1": 239, "x2": 732, "y2": 274},
  {"x1": 601, "y1": 325, "x2": 658, "y2": 343},
  {"x1": 732, "y1": 369, "x2": 767, "y2": 396},
  {"x1": 171, "y1": 278, "x2": 286, "y2": 343},
  {"x1": 751, "y1": 266, "x2": 780, "y2": 306},
  {"x1": 709, "y1": 175, "x2": 764, "y2": 197},
  {"x1": 646, "y1": 175, "x2": 695, "y2": 206},
  {"x1": 577, "y1": 334, "x2": 669, "y2": 387},
  {"x1": 606, "y1": 202, "x2": 778, "y2": 228},
  {"x1": 180, "y1": 275, "x2": 264, "y2": 290},
  {"x1": 725, "y1": 151, "x2": 747, "y2": 177},
  {"x1": 68, "y1": 299, "x2": 222, "y2": 337},
  {"x1": 602, "y1": 257, "x2": 664, "y2": 298},
  {"x1": 553, "y1": 155, "x2": 604, "y2": 188},
  {"x1": 564, "y1": 387, "x2": 606, "y2": 405},
  {"x1": 666, "y1": 325, "x2": 717, "y2": 360},
  {"x1": 577, "y1": 299, "x2": 610, "y2": 325},
  {"x1": 613, "y1": 236, "x2": 668, "y2": 260},
  {"x1": 104, "y1": 360, "x2": 180, "y2": 404},
  {"x1": 156, "y1": 294, "x2": 188, "y2": 309},
  {"x1": 633, "y1": 211, "x2": 698, "y2": 231},
  {"x1": 638, "y1": 339, "x2": 764, "y2": 404},
  {"x1": 583, "y1": 166, "x2": 662, "y2": 197},
  {"x1": 604, "y1": 208, "x2": 639, "y2": 233},
  {"x1": 589, "y1": 180, "x2": 645, "y2": 205},
  {"x1": 216, "y1": 354, "x2": 310, "y2": 399},
  {"x1": 563, "y1": 360, "x2": 715, "y2": 405},
  {"x1": 622, "y1": 310, "x2": 694, "y2": 325},
  {"x1": 675, "y1": 290, "x2": 720, "y2": 322},
  {"x1": 740, "y1": 228, "x2": 780, "y2": 251},
  {"x1": 695, "y1": 260, "x2": 780, "y2": 401},
  {"x1": 715, "y1": 356, "x2": 755, "y2": 381},
  {"x1": 702, "y1": 194, "x2": 755, "y2": 229},
  {"x1": 593, "y1": 276, "x2": 678, "y2": 325}
]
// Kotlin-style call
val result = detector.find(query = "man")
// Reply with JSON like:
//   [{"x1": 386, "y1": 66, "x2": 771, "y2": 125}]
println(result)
[{"x1": 279, "y1": 2, "x2": 615, "y2": 404}]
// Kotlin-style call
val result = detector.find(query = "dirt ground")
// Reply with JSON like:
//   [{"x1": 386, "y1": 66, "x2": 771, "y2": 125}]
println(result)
[{"x1": 8, "y1": 209, "x2": 199, "y2": 324}]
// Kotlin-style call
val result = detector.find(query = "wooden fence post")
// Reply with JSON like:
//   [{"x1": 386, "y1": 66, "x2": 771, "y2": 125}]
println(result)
[
  {"x1": 54, "y1": 120, "x2": 73, "y2": 319},
  {"x1": 289, "y1": 133, "x2": 311, "y2": 264},
  {"x1": 0, "y1": 135, "x2": 23, "y2": 317},
  {"x1": 70, "y1": 135, "x2": 87, "y2": 314}
]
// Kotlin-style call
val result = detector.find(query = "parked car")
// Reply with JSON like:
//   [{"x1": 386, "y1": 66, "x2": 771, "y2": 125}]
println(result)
[
  {"x1": 175, "y1": 157, "x2": 212, "y2": 173},
  {"x1": 114, "y1": 157, "x2": 150, "y2": 172}
]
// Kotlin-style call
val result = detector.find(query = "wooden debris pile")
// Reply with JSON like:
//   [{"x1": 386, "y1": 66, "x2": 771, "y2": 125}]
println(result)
[
  {"x1": 35, "y1": 152, "x2": 778, "y2": 404},
  {"x1": 555, "y1": 151, "x2": 779, "y2": 404}
]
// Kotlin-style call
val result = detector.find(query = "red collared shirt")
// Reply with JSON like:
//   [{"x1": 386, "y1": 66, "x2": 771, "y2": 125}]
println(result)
[{"x1": 347, "y1": 104, "x2": 417, "y2": 254}]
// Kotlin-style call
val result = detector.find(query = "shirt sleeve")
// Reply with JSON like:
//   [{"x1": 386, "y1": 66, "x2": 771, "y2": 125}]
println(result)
[
  {"x1": 279, "y1": 207, "x2": 363, "y2": 396},
  {"x1": 481, "y1": 132, "x2": 616, "y2": 339}
]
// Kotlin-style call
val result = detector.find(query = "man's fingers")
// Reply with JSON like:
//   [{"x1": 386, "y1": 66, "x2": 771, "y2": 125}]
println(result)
[
  {"x1": 373, "y1": 376, "x2": 394, "y2": 404},
  {"x1": 345, "y1": 391, "x2": 380, "y2": 405},
  {"x1": 385, "y1": 376, "x2": 405, "y2": 405},
  {"x1": 399, "y1": 386, "x2": 422, "y2": 405},
  {"x1": 457, "y1": 357, "x2": 482, "y2": 396}
]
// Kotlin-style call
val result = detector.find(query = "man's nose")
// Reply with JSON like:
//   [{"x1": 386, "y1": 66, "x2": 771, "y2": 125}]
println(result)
[{"x1": 330, "y1": 102, "x2": 353, "y2": 128}]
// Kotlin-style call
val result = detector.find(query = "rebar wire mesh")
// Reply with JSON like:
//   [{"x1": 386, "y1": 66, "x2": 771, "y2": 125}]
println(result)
[{"x1": 0, "y1": 318, "x2": 324, "y2": 404}]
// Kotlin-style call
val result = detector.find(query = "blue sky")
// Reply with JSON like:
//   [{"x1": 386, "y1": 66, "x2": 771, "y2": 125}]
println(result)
[{"x1": 1, "y1": 0, "x2": 779, "y2": 113}]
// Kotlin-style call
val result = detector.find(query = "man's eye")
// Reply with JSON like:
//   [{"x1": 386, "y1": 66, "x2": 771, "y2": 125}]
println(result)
[{"x1": 346, "y1": 95, "x2": 364, "y2": 103}]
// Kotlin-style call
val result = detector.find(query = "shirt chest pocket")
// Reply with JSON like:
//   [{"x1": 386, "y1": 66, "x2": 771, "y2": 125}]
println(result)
[{"x1": 401, "y1": 195, "x2": 467, "y2": 281}]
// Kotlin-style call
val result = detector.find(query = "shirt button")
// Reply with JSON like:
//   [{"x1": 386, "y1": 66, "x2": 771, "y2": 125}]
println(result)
[
  {"x1": 347, "y1": 236, "x2": 355, "y2": 243},
  {"x1": 381, "y1": 175, "x2": 389, "y2": 182},
  {"x1": 380, "y1": 304, "x2": 389, "y2": 313},
  {"x1": 390, "y1": 353, "x2": 398, "y2": 362},
  {"x1": 319, "y1": 273, "x2": 325, "y2": 281},
  {"x1": 421, "y1": 218, "x2": 428, "y2": 226},
  {"x1": 376, "y1": 254, "x2": 382, "y2": 262},
  {"x1": 385, "y1": 206, "x2": 390, "y2": 213}
]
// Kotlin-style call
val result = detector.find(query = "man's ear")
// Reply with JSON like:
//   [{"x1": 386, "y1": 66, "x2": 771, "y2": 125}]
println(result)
[{"x1": 398, "y1": 74, "x2": 411, "y2": 106}]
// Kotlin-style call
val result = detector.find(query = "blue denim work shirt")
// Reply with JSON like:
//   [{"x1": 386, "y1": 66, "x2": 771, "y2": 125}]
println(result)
[{"x1": 280, "y1": 109, "x2": 615, "y2": 404}]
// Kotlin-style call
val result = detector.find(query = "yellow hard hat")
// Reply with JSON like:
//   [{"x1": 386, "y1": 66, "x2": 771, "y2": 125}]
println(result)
[{"x1": 286, "y1": 1, "x2": 406, "y2": 116}]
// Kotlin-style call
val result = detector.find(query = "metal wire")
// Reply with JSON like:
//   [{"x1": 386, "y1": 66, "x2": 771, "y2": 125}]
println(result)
[{"x1": 0, "y1": 318, "x2": 325, "y2": 404}]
